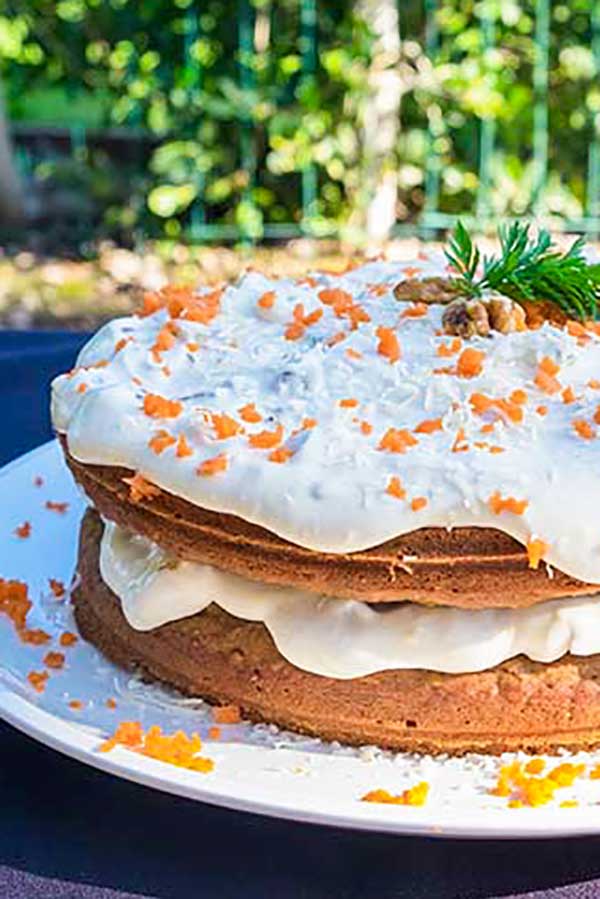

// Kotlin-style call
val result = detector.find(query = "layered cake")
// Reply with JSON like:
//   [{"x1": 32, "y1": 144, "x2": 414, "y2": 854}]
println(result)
[{"x1": 51, "y1": 242, "x2": 600, "y2": 754}]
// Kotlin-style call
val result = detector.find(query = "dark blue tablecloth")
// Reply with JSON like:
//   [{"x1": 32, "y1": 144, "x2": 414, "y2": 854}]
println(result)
[{"x1": 3, "y1": 329, "x2": 600, "y2": 899}]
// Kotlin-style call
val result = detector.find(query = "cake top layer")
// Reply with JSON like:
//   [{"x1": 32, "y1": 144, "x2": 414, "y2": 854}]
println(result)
[{"x1": 52, "y1": 253, "x2": 600, "y2": 582}]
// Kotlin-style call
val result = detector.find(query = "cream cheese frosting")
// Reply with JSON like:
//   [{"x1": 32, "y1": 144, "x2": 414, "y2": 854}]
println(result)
[
  {"x1": 100, "y1": 520, "x2": 600, "y2": 677},
  {"x1": 52, "y1": 254, "x2": 600, "y2": 582}
]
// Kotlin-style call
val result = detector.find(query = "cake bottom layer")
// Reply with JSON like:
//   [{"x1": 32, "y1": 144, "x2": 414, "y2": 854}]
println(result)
[{"x1": 74, "y1": 510, "x2": 600, "y2": 755}]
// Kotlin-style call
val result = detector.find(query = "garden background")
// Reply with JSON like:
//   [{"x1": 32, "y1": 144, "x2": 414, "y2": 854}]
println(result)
[{"x1": 0, "y1": 0, "x2": 599, "y2": 327}]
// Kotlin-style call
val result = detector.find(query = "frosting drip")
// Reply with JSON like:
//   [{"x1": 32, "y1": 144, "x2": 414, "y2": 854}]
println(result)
[{"x1": 100, "y1": 520, "x2": 600, "y2": 678}]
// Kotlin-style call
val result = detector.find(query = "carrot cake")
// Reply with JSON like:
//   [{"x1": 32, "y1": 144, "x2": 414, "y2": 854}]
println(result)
[{"x1": 51, "y1": 227, "x2": 600, "y2": 753}]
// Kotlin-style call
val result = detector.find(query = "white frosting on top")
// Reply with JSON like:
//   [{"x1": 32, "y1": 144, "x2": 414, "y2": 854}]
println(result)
[
  {"x1": 52, "y1": 255, "x2": 600, "y2": 582},
  {"x1": 100, "y1": 520, "x2": 600, "y2": 677}
]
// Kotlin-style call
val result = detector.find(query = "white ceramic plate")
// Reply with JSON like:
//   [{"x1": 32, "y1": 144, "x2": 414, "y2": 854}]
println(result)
[{"x1": 3, "y1": 441, "x2": 600, "y2": 838}]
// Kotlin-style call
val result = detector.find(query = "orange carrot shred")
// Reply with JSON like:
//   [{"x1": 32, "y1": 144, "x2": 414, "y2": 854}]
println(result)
[
  {"x1": 411, "y1": 496, "x2": 428, "y2": 512},
  {"x1": 148, "y1": 429, "x2": 176, "y2": 455},
  {"x1": 143, "y1": 393, "x2": 183, "y2": 419},
  {"x1": 573, "y1": 419, "x2": 596, "y2": 440},
  {"x1": 375, "y1": 326, "x2": 401, "y2": 364},
  {"x1": 386, "y1": 476, "x2": 406, "y2": 500},
  {"x1": 339, "y1": 398, "x2": 359, "y2": 408},
  {"x1": 239, "y1": 403, "x2": 262, "y2": 423},
  {"x1": 211, "y1": 412, "x2": 241, "y2": 440},
  {"x1": 176, "y1": 434, "x2": 194, "y2": 458},
  {"x1": 197, "y1": 453, "x2": 228, "y2": 477},
  {"x1": 248, "y1": 424, "x2": 283, "y2": 449},
  {"x1": 457, "y1": 348, "x2": 485, "y2": 378},
  {"x1": 378, "y1": 428, "x2": 418, "y2": 453},
  {"x1": 414, "y1": 418, "x2": 442, "y2": 435},
  {"x1": 123, "y1": 473, "x2": 161, "y2": 503},
  {"x1": 257, "y1": 290, "x2": 276, "y2": 309},
  {"x1": 268, "y1": 447, "x2": 294, "y2": 464},
  {"x1": 527, "y1": 538, "x2": 549, "y2": 570},
  {"x1": 488, "y1": 492, "x2": 529, "y2": 515}
]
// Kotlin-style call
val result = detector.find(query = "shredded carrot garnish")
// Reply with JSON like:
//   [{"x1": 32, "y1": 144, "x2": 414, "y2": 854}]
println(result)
[
  {"x1": 148, "y1": 430, "x2": 176, "y2": 455},
  {"x1": 318, "y1": 288, "x2": 370, "y2": 330},
  {"x1": 284, "y1": 302, "x2": 323, "y2": 340},
  {"x1": 589, "y1": 380, "x2": 600, "y2": 390},
  {"x1": 27, "y1": 671, "x2": 49, "y2": 694},
  {"x1": 536, "y1": 405, "x2": 548, "y2": 416},
  {"x1": 176, "y1": 434, "x2": 193, "y2": 458},
  {"x1": 59, "y1": 632, "x2": 78, "y2": 647},
  {"x1": 469, "y1": 393, "x2": 523, "y2": 425},
  {"x1": 361, "y1": 782, "x2": 429, "y2": 807},
  {"x1": 534, "y1": 357, "x2": 561, "y2": 395},
  {"x1": 45, "y1": 501, "x2": 69, "y2": 514},
  {"x1": 69, "y1": 700, "x2": 83, "y2": 710},
  {"x1": 525, "y1": 758, "x2": 546, "y2": 775},
  {"x1": 451, "y1": 427, "x2": 468, "y2": 453},
  {"x1": 488, "y1": 491, "x2": 529, "y2": 515},
  {"x1": 257, "y1": 290, "x2": 276, "y2": 310},
  {"x1": 106, "y1": 698, "x2": 117, "y2": 710},
  {"x1": 268, "y1": 447, "x2": 293, "y2": 464},
  {"x1": 212, "y1": 704, "x2": 241, "y2": 724},
  {"x1": 248, "y1": 424, "x2": 284, "y2": 449},
  {"x1": 360, "y1": 420, "x2": 373, "y2": 435},
  {"x1": 339, "y1": 398, "x2": 359, "y2": 408},
  {"x1": 77, "y1": 383, "x2": 88, "y2": 394},
  {"x1": 208, "y1": 726, "x2": 222, "y2": 741},
  {"x1": 302, "y1": 417, "x2": 317, "y2": 430},
  {"x1": 345, "y1": 348, "x2": 363, "y2": 360},
  {"x1": 43, "y1": 651, "x2": 65, "y2": 670},
  {"x1": 239, "y1": 403, "x2": 262, "y2": 423},
  {"x1": 378, "y1": 428, "x2": 418, "y2": 453},
  {"x1": 562, "y1": 386, "x2": 576, "y2": 404},
  {"x1": 375, "y1": 326, "x2": 401, "y2": 364},
  {"x1": 414, "y1": 418, "x2": 442, "y2": 435},
  {"x1": 456, "y1": 347, "x2": 485, "y2": 378},
  {"x1": 211, "y1": 412, "x2": 241, "y2": 440},
  {"x1": 123, "y1": 473, "x2": 161, "y2": 503},
  {"x1": 566, "y1": 320, "x2": 589, "y2": 341},
  {"x1": 15, "y1": 521, "x2": 31, "y2": 539},
  {"x1": 138, "y1": 285, "x2": 223, "y2": 325},
  {"x1": 186, "y1": 341, "x2": 199, "y2": 352},
  {"x1": 437, "y1": 338, "x2": 462, "y2": 357},
  {"x1": 402, "y1": 266, "x2": 422, "y2": 279},
  {"x1": 527, "y1": 538, "x2": 549, "y2": 570},
  {"x1": 0, "y1": 578, "x2": 50, "y2": 645},
  {"x1": 151, "y1": 321, "x2": 178, "y2": 361},
  {"x1": 401, "y1": 302, "x2": 428, "y2": 319},
  {"x1": 573, "y1": 419, "x2": 596, "y2": 440},
  {"x1": 593, "y1": 405, "x2": 600, "y2": 425},
  {"x1": 491, "y1": 760, "x2": 586, "y2": 807},
  {"x1": 411, "y1": 497, "x2": 428, "y2": 512},
  {"x1": 114, "y1": 337, "x2": 131, "y2": 354},
  {"x1": 143, "y1": 393, "x2": 183, "y2": 419},
  {"x1": 99, "y1": 721, "x2": 215, "y2": 773},
  {"x1": 386, "y1": 476, "x2": 406, "y2": 500},
  {"x1": 197, "y1": 453, "x2": 228, "y2": 477},
  {"x1": 510, "y1": 389, "x2": 528, "y2": 405}
]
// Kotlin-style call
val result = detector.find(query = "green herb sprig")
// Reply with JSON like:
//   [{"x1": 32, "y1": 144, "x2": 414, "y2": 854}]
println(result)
[{"x1": 445, "y1": 221, "x2": 600, "y2": 320}]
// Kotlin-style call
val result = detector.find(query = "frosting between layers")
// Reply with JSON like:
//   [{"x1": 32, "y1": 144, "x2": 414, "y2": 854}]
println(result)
[
  {"x1": 52, "y1": 255, "x2": 600, "y2": 581},
  {"x1": 100, "y1": 520, "x2": 600, "y2": 677}
]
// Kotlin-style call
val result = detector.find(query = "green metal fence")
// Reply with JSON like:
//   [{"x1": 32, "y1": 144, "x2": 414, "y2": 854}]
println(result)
[{"x1": 10, "y1": 0, "x2": 600, "y2": 240}]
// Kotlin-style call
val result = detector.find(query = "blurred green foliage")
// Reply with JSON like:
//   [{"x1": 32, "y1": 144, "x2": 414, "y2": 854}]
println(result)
[{"x1": 1, "y1": 0, "x2": 599, "y2": 242}]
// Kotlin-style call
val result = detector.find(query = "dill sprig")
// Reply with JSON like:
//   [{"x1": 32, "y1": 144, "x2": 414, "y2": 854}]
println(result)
[{"x1": 445, "y1": 221, "x2": 600, "y2": 320}]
